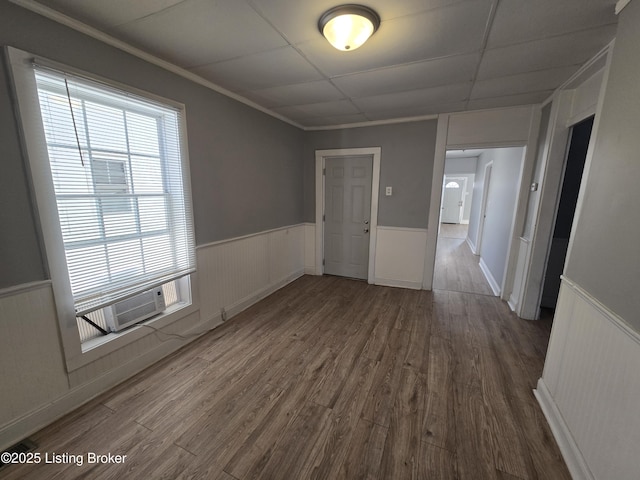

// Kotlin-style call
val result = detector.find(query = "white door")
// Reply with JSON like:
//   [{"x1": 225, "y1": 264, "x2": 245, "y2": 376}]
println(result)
[
  {"x1": 324, "y1": 155, "x2": 373, "y2": 280},
  {"x1": 441, "y1": 178, "x2": 464, "y2": 224}
]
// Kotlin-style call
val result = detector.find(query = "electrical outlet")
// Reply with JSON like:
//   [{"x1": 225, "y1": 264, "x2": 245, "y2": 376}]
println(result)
[{"x1": 385, "y1": 186, "x2": 392, "y2": 196}]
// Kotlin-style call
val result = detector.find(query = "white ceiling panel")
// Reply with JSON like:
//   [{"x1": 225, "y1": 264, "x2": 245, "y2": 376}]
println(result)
[
  {"x1": 190, "y1": 47, "x2": 323, "y2": 92},
  {"x1": 471, "y1": 66, "x2": 580, "y2": 100},
  {"x1": 38, "y1": 0, "x2": 185, "y2": 28},
  {"x1": 272, "y1": 99, "x2": 360, "y2": 119},
  {"x1": 296, "y1": 1, "x2": 493, "y2": 77},
  {"x1": 487, "y1": 0, "x2": 617, "y2": 48},
  {"x1": 332, "y1": 53, "x2": 480, "y2": 98},
  {"x1": 250, "y1": 0, "x2": 478, "y2": 45},
  {"x1": 353, "y1": 83, "x2": 472, "y2": 113},
  {"x1": 477, "y1": 25, "x2": 618, "y2": 80},
  {"x1": 110, "y1": 0, "x2": 288, "y2": 68},
  {"x1": 27, "y1": 0, "x2": 619, "y2": 127},
  {"x1": 242, "y1": 81, "x2": 345, "y2": 108},
  {"x1": 467, "y1": 91, "x2": 552, "y2": 111},
  {"x1": 303, "y1": 114, "x2": 370, "y2": 127},
  {"x1": 364, "y1": 102, "x2": 467, "y2": 121}
]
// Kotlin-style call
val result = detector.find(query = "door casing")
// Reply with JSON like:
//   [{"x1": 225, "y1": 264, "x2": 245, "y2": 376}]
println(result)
[{"x1": 315, "y1": 147, "x2": 381, "y2": 282}]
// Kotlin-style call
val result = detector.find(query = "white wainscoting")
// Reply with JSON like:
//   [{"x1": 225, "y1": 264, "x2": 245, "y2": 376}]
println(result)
[
  {"x1": 304, "y1": 223, "x2": 316, "y2": 275},
  {"x1": 535, "y1": 277, "x2": 640, "y2": 480},
  {"x1": 0, "y1": 224, "x2": 306, "y2": 452},
  {"x1": 197, "y1": 224, "x2": 305, "y2": 322},
  {"x1": 508, "y1": 237, "x2": 530, "y2": 313},
  {"x1": 374, "y1": 226, "x2": 427, "y2": 290}
]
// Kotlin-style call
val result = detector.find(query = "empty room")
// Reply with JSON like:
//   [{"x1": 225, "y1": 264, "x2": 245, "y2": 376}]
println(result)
[{"x1": 1, "y1": 1, "x2": 639, "y2": 479}]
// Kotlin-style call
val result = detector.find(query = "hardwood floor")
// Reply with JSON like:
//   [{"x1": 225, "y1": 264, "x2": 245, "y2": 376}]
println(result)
[
  {"x1": 434, "y1": 223, "x2": 494, "y2": 296},
  {"x1": 1, "y1": 275, "x2": 570, "y2": 480}
]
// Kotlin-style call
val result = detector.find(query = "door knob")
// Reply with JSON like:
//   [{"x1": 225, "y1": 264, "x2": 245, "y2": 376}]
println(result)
[
  {"x1": 364, "y1": 220, "x2": 369, "y2": 225},
  {"x1": 364, "y1": 227, "x2": 369, "y2": 233}
]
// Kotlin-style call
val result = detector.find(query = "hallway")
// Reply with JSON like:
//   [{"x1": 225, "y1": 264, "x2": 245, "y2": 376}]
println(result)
[{"x1": 433, "y1": 224, "x2": 494, "y2": 296}]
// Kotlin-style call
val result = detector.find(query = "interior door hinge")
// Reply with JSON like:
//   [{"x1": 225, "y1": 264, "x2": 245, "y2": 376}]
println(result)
[
  {"x1": 323, "y1": 167, "x2": 326, "y2": 175},
  {"x1": 323, "y1": 214, "x2": 325, "y2": 221},
  {"x1": 323, "y1": 258, "x2": 325, "y2": 266}
]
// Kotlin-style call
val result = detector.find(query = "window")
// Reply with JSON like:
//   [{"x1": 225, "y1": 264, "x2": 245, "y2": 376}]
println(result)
[
  {"x1": 445, "y1": 181, "x2": 461, "y2": 189},
  {"x1": 9, "y1": 47, "x2": 196, "y2": 361}
]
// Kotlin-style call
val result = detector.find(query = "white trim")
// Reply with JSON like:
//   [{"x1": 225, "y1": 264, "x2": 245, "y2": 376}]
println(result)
[
  {"x1": 0, "y1": 279, "x2": 51, "y2": 299},
  {"x1": 8, "y1": 0, "x2": 303, "y2": 130},
  {"x1": 465, "y1": 236, "x2": 477, "y2": 255},
  {"x1": 374, "y1": 278, "x2": 423, "y2": 290},
  {"x1": 561, "y1": 276, "x2": 640, "y2": 344},
  {"x1": 376, "y1": 226, "x2": 428, "y2": 233},
  {"x1": 616, "y1": 0, "x2": 633, "y2": 14},
  {"x1": 479, "y1": 258, "x2": 501, "y2": 296},
  {"x1": 534, "y1": 379, "x2": 596, "y2": 480},
  {"x1": 315, "y1": 147, "x2": 381, "y2": 283},
  {"x1": 196, "y1": 223, "x2": 306, "y2": 250},
  {"x1": 306, "y1": 114, "x2": 438, "y2": 131},
  {"x1": 423, "y1": 114, "x2": 449, "y2": 290}
]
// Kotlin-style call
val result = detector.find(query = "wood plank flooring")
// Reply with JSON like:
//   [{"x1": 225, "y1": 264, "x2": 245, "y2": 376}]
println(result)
[
  {"x1": 1, "y1": 275, "x2": 570, "y2": 480},
  {"x1": 434, "y1": 224, "x2": 494, "y2": 296}
]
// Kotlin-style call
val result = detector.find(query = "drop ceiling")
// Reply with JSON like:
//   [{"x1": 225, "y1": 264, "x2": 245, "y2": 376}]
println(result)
[{"x1": 27, "y1": 0, "x2": 618, "y2": 129}]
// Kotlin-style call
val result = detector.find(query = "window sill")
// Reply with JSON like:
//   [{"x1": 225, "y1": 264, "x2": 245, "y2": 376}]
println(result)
[{"x1": 67, "y1": 300, "x2": 199, "y2": 372}]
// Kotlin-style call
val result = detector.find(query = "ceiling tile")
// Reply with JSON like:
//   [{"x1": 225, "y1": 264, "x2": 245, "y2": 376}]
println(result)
[
  {"x1": 110, "y1": 0, "x2": 288, "y2": 67},
  {"x1": 250, "y1": 0, "x2": 479, "y2": 44},
  {"x1": 272, "y1": 100, "x2": 360, "y2": 119},
  {"x1": 332, "y1": 53, "x2": 480, "y2": 98},
  {"x1": 477, "y1": 25, "x2": 617, "y2": 80},
  {"x1": 38, "y1": 0, "x2": 185, "y2": 28},
  {"x1": 467, "y1": 91, "x2": 552, "y2": 111},
  {"x1": 471, "y1": 66, "x2": 580, "y2": 100},
  {"x1": 190, "y1": 47, "x2": 323, "y2": 92},
  {"x1": 242, "y1": 81, "x2": 345, "y2": 108},
  {"x1": 353, "y1": 83, "x2": 472, "y2": 113},
  {"x1": 364, "y1": 102, "x2": 467, "y2": 120},
  {"x1": 487, "y1": 0, "x2": 617, "y2": 48},
  {"x1": 301, "y1": 114, "x2": 370, "y2": 127},
  {"x1": 296, "y1": 1, "x2": 493, "y2": 77}
]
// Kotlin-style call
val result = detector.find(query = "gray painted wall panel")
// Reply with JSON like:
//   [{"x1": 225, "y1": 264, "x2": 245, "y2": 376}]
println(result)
[
  {"x1": 565, "y1": 0, "x2": 640, "y2": 332},
  {"x1": 304, "y1": 121, "x2": 438, "y2": 229},
  {"x1": 0, "y1": 1, "x2": 304, "y2": 288},
  {"x1": 0, "y1": 52, "x2": 47, "y2": 287}
]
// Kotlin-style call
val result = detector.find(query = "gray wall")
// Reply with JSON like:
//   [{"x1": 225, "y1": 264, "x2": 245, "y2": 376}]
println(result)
[
  {"x1": 444, "y1": 157, "x2": 478, "y2": 175},
  {"x1": 304, "y1": 120, "x2": 438, "y2": 229},
  {"x1": 468, "y1": 154, "x2": 491, "y2": 249},
  {"x1": 565, "y1": 0, "x2": 640, "y2": 332},
  {"x1": 480, "y1": 147, "x2": 524, "y2": 287},
  {"x1": 0, "y1": 1, "x2": 304, "y2": 289}
]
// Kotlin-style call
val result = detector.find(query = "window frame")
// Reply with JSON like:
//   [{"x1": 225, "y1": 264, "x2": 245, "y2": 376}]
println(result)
[{"x1": 7, "y1": 47, "x2": 199, "y2": 372}]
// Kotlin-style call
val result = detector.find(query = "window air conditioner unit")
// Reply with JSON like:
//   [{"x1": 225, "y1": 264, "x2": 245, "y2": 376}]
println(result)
[{"x1": 105, "y1": 287, "x2": 166, "y2": 332}]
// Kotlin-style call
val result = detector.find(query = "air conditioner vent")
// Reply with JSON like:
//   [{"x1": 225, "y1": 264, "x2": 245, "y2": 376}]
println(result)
[{"x1": 105, "y1": 288, "x2": 165, "y2": 332}]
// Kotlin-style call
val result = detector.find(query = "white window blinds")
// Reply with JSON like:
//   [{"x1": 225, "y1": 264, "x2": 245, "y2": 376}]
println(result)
[{"x1": 34, "y1": 67, "x2": 196, "y2": 316}]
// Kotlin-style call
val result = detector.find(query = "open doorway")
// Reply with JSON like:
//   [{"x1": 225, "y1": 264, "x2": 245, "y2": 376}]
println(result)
[
  {"x1": 539, "y1": 116, "x2": 594, "y2": 313},
  {"x1": 433, "y1": 147, "x2": 526, "y2": 296}
]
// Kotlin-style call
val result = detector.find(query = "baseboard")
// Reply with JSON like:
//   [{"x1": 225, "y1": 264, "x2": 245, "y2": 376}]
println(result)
[
  {"x1": 0, "y1": 313, "x2": 221, "y2": 452},
  {"x1": 466, "y1": 237, "x2": 477, "y2": 255},
  {"x1": 479, "y1": 258, "x2": 501, "y2": 296},
  {"x1": 374, "y1": 277, "x2": 423, "y2": 290},
  {"x1": 507, "y1": 297, "x2": 518, "y2": 312},
  {"x1": 304, "y1": 266, "x2": 317, "y2": 275},
  {"x1": 534, "y1": 379, "x2": 595, "y2": 480},
  {"x1": 460, "y1": 220, "x2": 469, "y2": 225},
  {"x1": 224, "y1": 270, "x2": 305, "y2": 319}
]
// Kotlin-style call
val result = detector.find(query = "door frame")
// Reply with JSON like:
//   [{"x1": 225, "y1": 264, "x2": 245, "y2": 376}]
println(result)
[
  {"x1": 315, "y1": 147, "x2": 381, "y2": 283},
  {"x1": 475, "y1": 162, "x2": 493, "y2": 255}
]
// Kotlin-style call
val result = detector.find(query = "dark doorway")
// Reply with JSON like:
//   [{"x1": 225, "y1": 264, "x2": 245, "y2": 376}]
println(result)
[{"x1": 540, "y1": 115, "x2": 594, "y2": 309}]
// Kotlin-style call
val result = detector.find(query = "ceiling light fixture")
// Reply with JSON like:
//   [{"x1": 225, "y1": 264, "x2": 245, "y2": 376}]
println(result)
[{"x1": 318, "y1": 4, "x2": 380, "y2": 52}]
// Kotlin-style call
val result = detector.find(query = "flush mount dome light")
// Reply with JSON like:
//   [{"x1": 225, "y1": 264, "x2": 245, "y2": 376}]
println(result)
[{"x1": 319, "y1": 4, "x2": 380, "y2": 51}]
